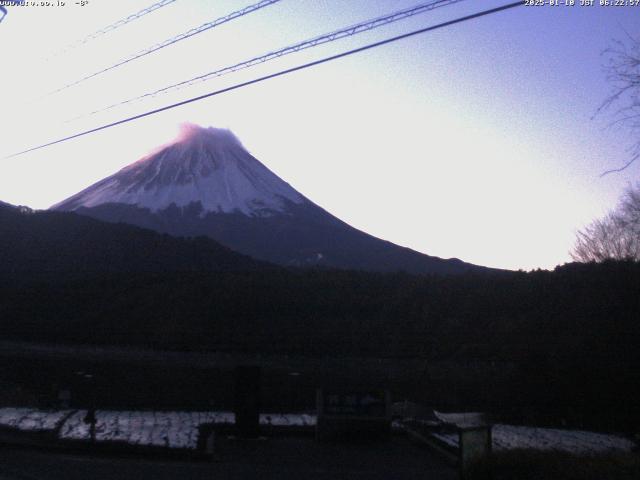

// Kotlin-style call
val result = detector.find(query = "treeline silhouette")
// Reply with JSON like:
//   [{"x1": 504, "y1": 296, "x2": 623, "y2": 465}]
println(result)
[
  {"x1": 2, "y1": 262, "x2": 638, "y2": 360},
  {"x1": 1, "y1": 202, "x2": 639, "y2": 429},
  {"x1": 0, "y1": 201, "x2": 267, "y2": 281}
]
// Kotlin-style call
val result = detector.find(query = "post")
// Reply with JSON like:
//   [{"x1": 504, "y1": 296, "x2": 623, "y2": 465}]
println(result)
[
  {"x1": 82, "y1": 373, "x2": 97, "y2": 443},
  {"x1": 459, "y1": 425, "x2": 492, "y2": 480},
  {"x1": 84, "y1": 408, "x2": 97, "y2": 443},
  {"x1": 205, "y1": 431, "x2": 216, "y2": 457},
  {"x1": 234, "y1": 365, "x2": 261, "y2": 438}
]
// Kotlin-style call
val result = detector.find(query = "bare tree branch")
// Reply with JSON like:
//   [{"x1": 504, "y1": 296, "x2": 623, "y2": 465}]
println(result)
[
  {"x1": 597, "y1": 35, "x2": 640, "y2": 175},
  {"x1": 571, "y1": 183, "x2": 640, "y2": 262},
  {"x1": 600, "y1": 152, "x2": 639, "y2": 177}
]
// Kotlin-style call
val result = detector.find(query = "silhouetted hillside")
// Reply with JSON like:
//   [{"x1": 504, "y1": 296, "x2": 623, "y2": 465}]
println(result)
[
  {"x1": 2, "y1": 199, "x2": 639, "y2": 430},
  {"x1": 0, "y1": 201, "x2": 268, "y2": 281}
]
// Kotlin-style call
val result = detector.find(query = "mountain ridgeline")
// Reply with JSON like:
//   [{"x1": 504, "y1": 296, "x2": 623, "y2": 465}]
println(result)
[
  {"x1": 0, "y1": 200, "x2": 266, "y2": 281},
  {"x1": 52, "y1": 124, "x2": 485, "y2": 275}
]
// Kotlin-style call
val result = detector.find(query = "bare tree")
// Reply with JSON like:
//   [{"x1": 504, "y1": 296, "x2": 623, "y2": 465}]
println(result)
[
  {"x1": 572, "y1": 184, "x2": 640, "y2": 262},
  {"x1": 598, "y1": 34, "x2": 640, "y2": 176}
]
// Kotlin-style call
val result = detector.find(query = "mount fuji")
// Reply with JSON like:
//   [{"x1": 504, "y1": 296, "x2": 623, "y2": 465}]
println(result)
[{"x1": 53, "y1": 124, "x2": 484, "y2": 275}]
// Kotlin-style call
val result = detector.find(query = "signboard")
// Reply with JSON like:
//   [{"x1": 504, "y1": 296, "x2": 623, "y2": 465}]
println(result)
[
  {"x1": 322, "y1": 391, "x2": 387, "y2": 417},
  {"x1": 316, "y1": 389, "x2": 391, "y2": 441}
]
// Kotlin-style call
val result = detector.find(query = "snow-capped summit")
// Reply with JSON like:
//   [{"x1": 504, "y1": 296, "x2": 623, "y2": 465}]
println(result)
[
  {"x1": 53, "y1": 123, "x2": 304, "y2": 215},
  {"x1": 53, "y1": 123, "x2": 487, "y2": 275}
]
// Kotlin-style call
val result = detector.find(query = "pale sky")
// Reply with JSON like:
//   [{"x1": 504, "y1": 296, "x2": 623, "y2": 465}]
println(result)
[{"x1": 1, "y1": 0, "x2": 639, "y2": 270}]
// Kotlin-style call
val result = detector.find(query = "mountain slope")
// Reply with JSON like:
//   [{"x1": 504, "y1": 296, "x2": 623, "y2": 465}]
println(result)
[
  {"x1": 0, "y1": 200, "x2": 266, "y2": 280},
  {"x1": 56, "y1": 125, "x2": 304, "y2": 216},
  {"x1": 53, "y1": 124, "x2": 487, "y2": 275}
]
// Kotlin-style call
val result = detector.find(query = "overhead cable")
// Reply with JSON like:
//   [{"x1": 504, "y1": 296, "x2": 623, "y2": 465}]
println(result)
[
  {"x1": 53, "y1": 0, "x2": 179, "y2": 56},
  {"x1": 48, "y1": 0, "x2": 282, "y2": 95},
  {"x1": 77, "y1": 0, "x2": 468, "y2": 120},
  {"x1": 5, "y1": 2, "x2": 524, "y2": 160}
]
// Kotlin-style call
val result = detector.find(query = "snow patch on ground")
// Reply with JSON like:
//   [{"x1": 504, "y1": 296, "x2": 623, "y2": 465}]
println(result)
[
  {"x1": 0, "y1": 408, "x2": 72, "y2": 432},
  {"x1": 431, "y1": 424, "x2": 636, "y2": 456},
  {"x1": 260, "y1": 413, "x2": 316, "y2": 427},
  {"x1": 59, "y1": 410, "x2": 228, "y2": 449},
  {"x1": 1, "y1": 408, "x2": 318, "y2": 450},
  {"x1": 60, "y1": 411, "x2": 317, "y2": 449}
]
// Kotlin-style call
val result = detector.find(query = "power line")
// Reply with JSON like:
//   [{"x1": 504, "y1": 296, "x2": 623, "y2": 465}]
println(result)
[
  {"x1": 5, "y1": 2, "x2": 524, "y2": 160},
  {"x1": 51, "y1": 0, "x2": 179, "y2": 57},
  {"x1": 47, "y1": 0, "x2": 282, "y2": 96},
  {"x1": 75, "y1": 0, "x2": 468, "y2": 120}
]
